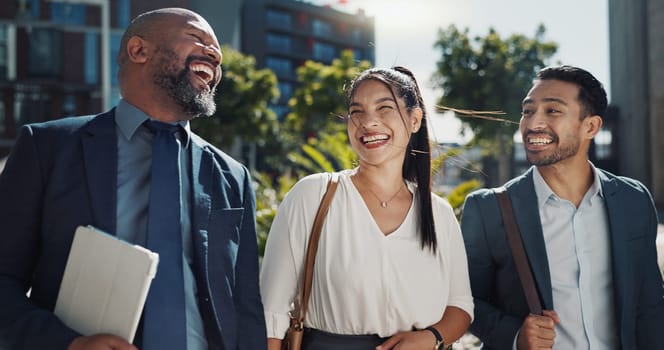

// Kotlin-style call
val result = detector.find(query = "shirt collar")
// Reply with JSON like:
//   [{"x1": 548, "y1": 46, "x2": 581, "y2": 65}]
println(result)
[
  {"x1": 586, "y1": 162, "x2": 604, "y2": 201},
  {"x1": 532, "y1": 166, "x2": 555, "y2": 208},
  {"x1": 532, "y1": 162, "x2": 604, "y2": 208},
  {"x1": 115, "y1": 99, "x2": 191, "y2": 146}
]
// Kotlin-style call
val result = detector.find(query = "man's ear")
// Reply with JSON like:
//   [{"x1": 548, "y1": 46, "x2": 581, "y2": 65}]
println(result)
[
  {"x1": 126, "y1": 36, "x2": 150, "y2": 64},
  {"x1": 584, "y1": 115, "x2": 603, "y2": 139},
  {"x1": 410, "y1": 107, "x2": 423, "y2": 133}
]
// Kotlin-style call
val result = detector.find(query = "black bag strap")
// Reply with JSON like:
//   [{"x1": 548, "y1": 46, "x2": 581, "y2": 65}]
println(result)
[{"x1": 494, "y1": 186, "x2": 543, "y2": 315}]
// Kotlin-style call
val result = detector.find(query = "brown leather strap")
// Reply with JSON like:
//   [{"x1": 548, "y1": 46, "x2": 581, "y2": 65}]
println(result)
[
  {"x1": 494, "y1": 187, "x2": 543, "y2": 315},
  {"x1": 297, "y1": 173, "x2": 339, "y2": 325}
]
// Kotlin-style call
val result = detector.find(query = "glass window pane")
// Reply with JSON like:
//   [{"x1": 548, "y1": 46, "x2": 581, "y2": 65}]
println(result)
[
  {"x1": 28, "y1": 29, "x2": 62, "y2": 77},
  {"x1": 85, "y1": 32, "x2": 98, "y2": 84},
  {"x1": 266, "y1": 57, "x2": 292, "y2": 76},
  {"x1": 117, "y1": 0, "x2": 131, "y2": 28},
  {"x1": 312, "y1": 19, "x2": 332, "y2": 37},
  {"x1": 266, "y1": 10, "x2": 292, "y2": 29},
  {"x1": 0, "y1": 25, "x2": 6, "y2": 80},
  {"x1": 312, "y1": 42, "x2": 335, "y2": 61},
  {"x1": 266, "y1": 33, "x2": 291, "y2": 52},
  {"x1": 50, "y1": 3, "x2": 86, "y2": 25}
]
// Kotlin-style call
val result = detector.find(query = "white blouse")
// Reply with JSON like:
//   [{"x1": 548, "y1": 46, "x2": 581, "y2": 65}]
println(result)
[{"x1": 260, "y1": 169, "x2": 473, "y2": 338}]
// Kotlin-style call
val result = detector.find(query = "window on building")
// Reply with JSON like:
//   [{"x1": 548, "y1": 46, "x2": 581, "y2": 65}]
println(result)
[
  {"x1": 111, "y1": 86, "x2": 121, "y2": 107},
  {"x1": 111, "y1": 32, "x2": 122, "y2": 86},
  {"x1": 266, "y1": 57, "x2": 292, "y2": 77},
  {"x1": 353, "y1": 48, "x2": 363, "y2": 60},
  {"x1": 0, "y1": 98, "x2": 5, "y2": 136},
  {"x1": 266, "y1": 9, "x2": 292, "y2": 29},
  {"x1": 28, "y1": 28, "x2": 62, "y2": 77},
  {"x1": 269, "y1": 104, "x2": 290, "y2": 121},
  {"x1": 50, "y1": 3, "x2": 86, "y2": 25},
  {"x1": 278, "y1": 82, "x2": 293, "y2": 102},
  {"x1": 312, "y1": 19, "x2": 332, "y2": 37},
  {"x1": 0, "y1": 26, "x2": 7, "y2": 80},
  {"x1": 63, "y1": 94, "x2": 77, "y2": 116},
  {"x1": 594, "y1": 129, "x2": 613, "y2": 159},
  {"x1": 116, "y1": 0, "x2": 131, "y2": 28},
  {"x1": 26, "y1": 0, "x2": 41, "y2": 18},
  {"x1": 85, "y1": 32, "x2": 98, "y2": 84},
  {"x1": 312, "y1": 42, "x2": 335, "y2": 61},
  {"x1": 14, "y1": 90, "x2": 52, "y2": 127},
  {"x1": 351, "y1": 28, "x2": 363, "y2": 43},
  {"x1": 266, "y1": 33, "x2": 291, "y2": 53}
]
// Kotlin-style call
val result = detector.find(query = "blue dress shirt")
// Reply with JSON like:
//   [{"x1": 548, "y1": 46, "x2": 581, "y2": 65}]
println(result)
[
  {"x1": 114, "y1": 99, "x2": 207, "y2": 350},
  {"x1": 531, "y1": 164, "x2": 619, "y2": 349}
]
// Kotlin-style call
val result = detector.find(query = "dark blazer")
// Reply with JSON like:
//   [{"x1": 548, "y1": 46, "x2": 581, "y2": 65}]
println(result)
[
  {"x1": 0, "y1": 110, "x2": 267, "y2": 350},
  {"x1": 461, "y1": 167, "x2": 664, "y2": 350}
]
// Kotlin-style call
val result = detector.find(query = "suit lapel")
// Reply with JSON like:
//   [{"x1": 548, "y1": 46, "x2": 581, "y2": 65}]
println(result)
[
  {"x1": 189, "y1": 137, "x2": 227, "y2": 342},
  {"x1": 599, "y1": 172, "x2": 629, "y2": 332},
  {"x1": 507, "y1": 169, "x2": 554, "y2": 310},
  {"x1": 190, "y1": 138, "x2": 213, "y2": 238},
  {"x1": 189, "y1": 139, "x2": 213, "y2": 293},
  {"x1": 81, "y1": 111, "x2": 117, "y2": 234}
]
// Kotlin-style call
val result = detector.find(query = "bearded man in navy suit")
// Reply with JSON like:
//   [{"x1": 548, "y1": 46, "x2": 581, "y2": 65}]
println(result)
[
  {"x1": 461, "y1": 65, "x2": 664, "y2": 350},
  {"x1": 0, "y1": 8, "x2": 266, "y2": 350}
]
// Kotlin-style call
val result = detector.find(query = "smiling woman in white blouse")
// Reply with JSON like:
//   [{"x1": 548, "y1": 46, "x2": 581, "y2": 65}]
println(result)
[{"x1": 260, "y1": 66, "x2": 473, "y2": 350}]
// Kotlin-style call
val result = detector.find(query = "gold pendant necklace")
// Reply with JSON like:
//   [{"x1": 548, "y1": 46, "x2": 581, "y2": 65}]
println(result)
[{"x1": 358, "y1": 175, "x2": 404, "y2": 208}]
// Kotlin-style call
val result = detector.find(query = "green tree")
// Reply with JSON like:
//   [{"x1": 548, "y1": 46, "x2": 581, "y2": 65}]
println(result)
[
  {"x1": 253, "y1": 131, "x2": 357, "y2": 254},
  {"x1": 191, "y1": 45, "x2": 281, "y2": 170},
  {"x1": 254, "y1": 171, "x2": 297, "y2": 256},
  {"x1": 432, "y1": 24, "x2": 557, "y2": 184},
  {"x1": 287, "y1": 131, "x2": 357, "y2": 176},
  {"x1": 283, "y1": 50, "x2": 373, "y2": 151}
]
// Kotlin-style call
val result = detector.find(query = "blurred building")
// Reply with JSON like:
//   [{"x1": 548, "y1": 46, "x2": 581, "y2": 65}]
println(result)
[
  {"x1": 609, "y1": 0, "x2": 664, "y2": 206},
  {"x1": 432, "y1": 143, "x2": 482, "y2": 194},
  {"x1": 0, "y1": 0, "x2": 375, "y2": 158},
  {"x1": 241, "y1": 0, "x2": 375, "y2": 119},
  {"x1": 0, "y1": 0, "x2": 188, "y2": 158}
]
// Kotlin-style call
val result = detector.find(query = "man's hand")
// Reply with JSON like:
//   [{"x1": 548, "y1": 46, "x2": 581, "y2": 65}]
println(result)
[
  {"x1": 67, "y1": 334, "x2": 138, "y2": 350},
  {"x1": 516, "y1": 310, "x2": 560, "y2": 350},
  {"x1": 376, "y1": 330, "x2": 436, "y2": 350}
]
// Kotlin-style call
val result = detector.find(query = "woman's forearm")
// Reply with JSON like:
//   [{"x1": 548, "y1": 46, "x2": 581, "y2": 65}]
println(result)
[
  {"x1": 267, "y1": 337, "x2": 282, "y2": 350},
  {"x1": 432, "y1": 306, "x2": 472, "y2": 346}
]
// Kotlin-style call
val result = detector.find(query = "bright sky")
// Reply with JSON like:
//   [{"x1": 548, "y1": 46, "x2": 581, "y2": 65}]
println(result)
[{"x1": 311, "y1": 0, "x2": 610, "y2": 143}]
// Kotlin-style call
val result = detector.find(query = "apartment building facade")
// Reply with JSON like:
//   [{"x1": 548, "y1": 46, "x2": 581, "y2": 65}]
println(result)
[{"x1": 241, "y1": 0, "x2": 375, "y2": 119}]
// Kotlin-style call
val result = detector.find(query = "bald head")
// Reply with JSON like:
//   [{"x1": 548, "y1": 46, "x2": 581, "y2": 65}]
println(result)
[
  {"x1": 117, "y1": 8, "x2": 208, "y2": 67},
  {"x1": 115, "y1": 7, "x2": 222, "y2": 120}
]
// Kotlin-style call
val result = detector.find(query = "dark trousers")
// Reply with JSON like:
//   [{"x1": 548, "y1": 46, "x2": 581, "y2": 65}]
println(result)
[{"x1": 301, "y1": 328, "x2": 388, "y2": 350}]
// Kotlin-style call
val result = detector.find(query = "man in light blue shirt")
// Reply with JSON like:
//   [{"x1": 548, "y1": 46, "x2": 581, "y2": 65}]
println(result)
[{"x1": 461, "y1": 65, "x2": 664, "y2": 349}]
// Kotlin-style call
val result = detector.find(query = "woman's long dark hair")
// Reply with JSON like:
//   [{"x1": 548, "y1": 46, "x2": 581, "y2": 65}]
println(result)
[{"x1": 347, "y1": 66, "x2": 437, "y2": 252}]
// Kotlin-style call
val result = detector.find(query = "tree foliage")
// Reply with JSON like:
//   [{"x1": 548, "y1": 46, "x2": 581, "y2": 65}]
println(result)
[
  {"x1": 191, "y1": 45, "x2": 280, "y2": 153},
  {"x1": 432, "y1": 24, "x2": 557, "y2": 184},
  {"x1": 432, "y1": 24, "x2": 558, "y2": 139},
  {"x1": 254, "y1": 171, "x2": 296, "y2": 256},
  {"x1": 287, "y1": 131, "x2": 357, "y2": 177},
  {"x1": 283, "y1": 50, "x2": 373, "y2": 149},
  {"x1": 254, "y1": 132, "x2": 357, "y2": 253}
]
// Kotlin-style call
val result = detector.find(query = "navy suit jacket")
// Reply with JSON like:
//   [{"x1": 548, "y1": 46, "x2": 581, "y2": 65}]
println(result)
[
  {"x1": 461, "y1": 167, "x2": 664, "y2": 350},
  {"x1": 0, "y1": 110, "x2": 267, "y2": 350}
]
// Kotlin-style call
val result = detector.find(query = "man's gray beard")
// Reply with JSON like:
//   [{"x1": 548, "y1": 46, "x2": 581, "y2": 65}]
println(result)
[{"x1": 152, "y1": 49, "x2": 217, "y2": 118}]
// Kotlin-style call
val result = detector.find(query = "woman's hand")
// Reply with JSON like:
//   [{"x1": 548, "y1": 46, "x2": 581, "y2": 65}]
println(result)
[{"x1": 376, "y1": 330, "x2": 436, "y2": 350}]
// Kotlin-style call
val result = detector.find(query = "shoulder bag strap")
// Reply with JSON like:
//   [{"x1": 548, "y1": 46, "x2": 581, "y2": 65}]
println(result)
[
  {"x1": 493, "y1": 186, "x2": 543, "y2": 315},
  {"x1": 297, "y1": 173, "x2": 339, "y2": 324}
]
